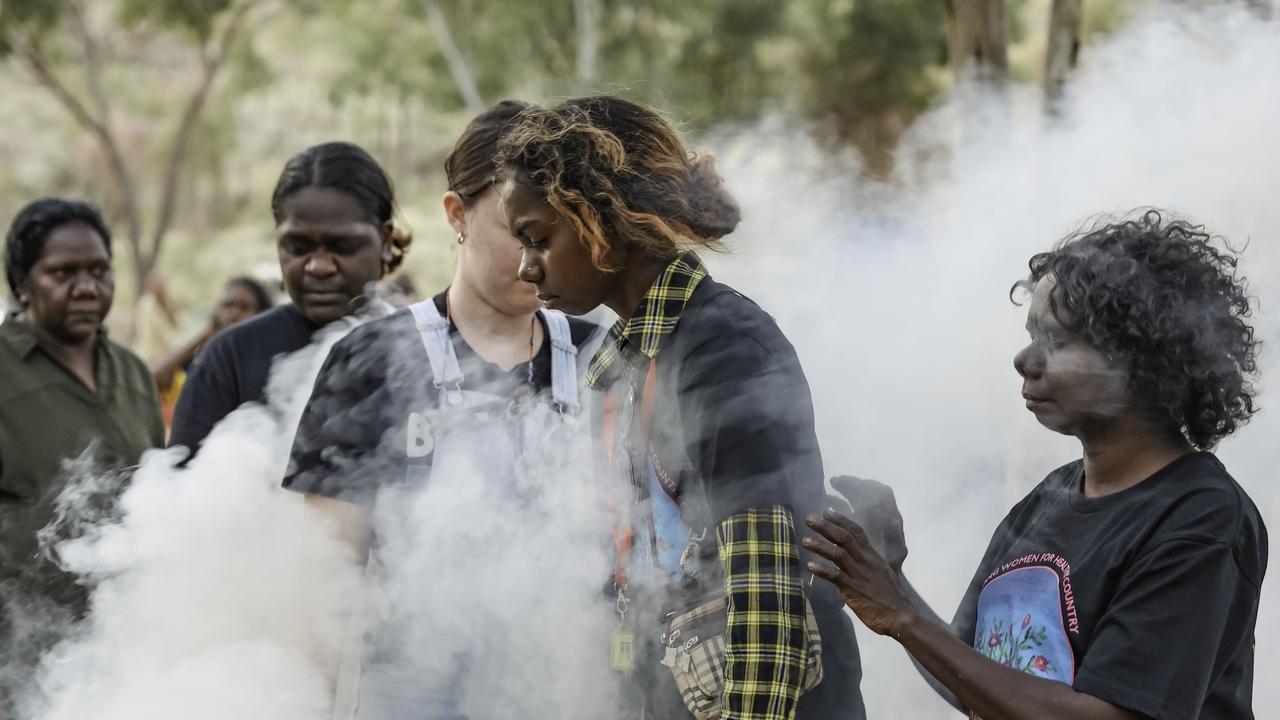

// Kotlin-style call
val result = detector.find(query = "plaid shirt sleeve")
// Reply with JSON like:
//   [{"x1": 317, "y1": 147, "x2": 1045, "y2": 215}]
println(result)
[{"x1": 717, "y1": 504, "x2": 809, "y2": 720}]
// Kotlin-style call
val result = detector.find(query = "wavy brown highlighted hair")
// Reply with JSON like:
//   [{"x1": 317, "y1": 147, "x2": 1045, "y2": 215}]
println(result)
[
  {"x1": 1014, "y1": 209, "x2": 1259, "y2": 449},
  {"x1": 495, "y1": 95, "x2": 741, "y2": 270}
]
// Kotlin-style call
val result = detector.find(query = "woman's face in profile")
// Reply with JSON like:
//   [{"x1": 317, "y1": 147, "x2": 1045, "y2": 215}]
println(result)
[
  {"x1": 1013, "y1": 276, "x2": 1135, "y2": 439},
  {"x1": 454, "y1": 188, "x2": 542, "y2": 316},
  {"x1": 499, "y1": 175, "x2": 617, "y2": 316}
]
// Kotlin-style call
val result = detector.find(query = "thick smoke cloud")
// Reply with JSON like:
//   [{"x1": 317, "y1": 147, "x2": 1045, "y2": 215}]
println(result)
[
  {"x1": 13, "y1": 6, "x2": 1279, "y2": 719},
  {"x1": 709, "y1": 6, "x2": 1280, "y2": 717}
]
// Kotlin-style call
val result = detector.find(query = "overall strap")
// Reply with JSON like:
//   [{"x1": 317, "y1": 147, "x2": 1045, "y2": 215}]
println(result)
[
  {"x1": 539, "y1": 308, "x2": 581, "y2": 415},
  {"x1": 409, "y1": 299, "x2": 464, "y2": 392}
]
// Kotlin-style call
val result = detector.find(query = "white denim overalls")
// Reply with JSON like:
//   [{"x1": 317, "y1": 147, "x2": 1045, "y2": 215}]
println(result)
[{"x1": 347, "y1": 298, "x2": 583, "y2": 720}]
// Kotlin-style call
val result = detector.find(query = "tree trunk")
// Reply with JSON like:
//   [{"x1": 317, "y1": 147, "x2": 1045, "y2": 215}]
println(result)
[
  {"x1": 1045, "y1": 0, "x2": 1083, "y2": 101},
  {"x1": 943, "y1": 0, "x2": 1009, "y2": 81},
  {"x1": 575, "y1": 0, "x2": 599, "y2": 89},
  {"x1": 147, "y1": 0, "x2": 257, "y2": 284},
  {"x1": 420, "y1": 0, "x2": 484, "y2": 114},
  {"x1": 11, "y1": 33, "x2": 145, "y2": 287}
]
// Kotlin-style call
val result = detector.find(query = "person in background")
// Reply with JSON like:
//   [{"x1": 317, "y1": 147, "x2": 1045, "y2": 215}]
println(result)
[
  {"x1": 169, "y1": 142, "x2": 411, "y2": 454},
  {"x1": 810, "y1": 212, "x2": 1267, "y2": 720},
  {"x1": 152, "y1": 275, "x2": 273, "y2": 431},
  {"x1": 496, "y1": 95, "x2": 864, "y2": 720},
  {"x1": 0, "y1": 198, "x2": 164, "y2": 711}
]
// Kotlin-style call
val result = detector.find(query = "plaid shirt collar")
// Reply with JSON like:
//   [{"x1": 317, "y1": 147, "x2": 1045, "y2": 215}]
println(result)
[{"x1": 585, "y1": 252, "x2": 708, "y2": 390}]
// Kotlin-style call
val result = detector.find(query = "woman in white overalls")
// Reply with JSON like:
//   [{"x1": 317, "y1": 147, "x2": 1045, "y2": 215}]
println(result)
[{"x1": 283, "y1": 101, "x2": 600, "y2": 718}]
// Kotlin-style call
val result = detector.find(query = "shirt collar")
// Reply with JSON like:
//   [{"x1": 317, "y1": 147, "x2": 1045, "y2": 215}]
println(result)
[
  {"x1": 586, "y1": 252, "x2": 708, "y2": 390},
  {"x1": 0, "y1": 318, "x2": 108, "y2": 362}
]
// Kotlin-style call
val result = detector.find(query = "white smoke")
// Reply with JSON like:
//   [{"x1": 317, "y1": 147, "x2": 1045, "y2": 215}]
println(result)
[
  {"x1": 707, "y1": 6, "x2": 1280, "y2": 718},
  {"x1": 14, "y1": 5, "x2": 1278, "y2": 719}
]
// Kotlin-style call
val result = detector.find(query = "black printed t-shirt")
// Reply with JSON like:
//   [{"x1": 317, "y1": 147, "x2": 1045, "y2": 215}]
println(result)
[
  {"x1": 169, "y1": 304, "x2": 320, "y2": 453},
  {"x1": 952, "y1": 452, "x2": 1267, "y2": 720},
  {"x1": 282, "y1": 292, "x2": 596, "y2": 502}
]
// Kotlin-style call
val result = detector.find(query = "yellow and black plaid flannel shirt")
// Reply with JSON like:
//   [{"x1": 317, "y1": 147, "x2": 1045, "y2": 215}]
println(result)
[{"x1": 589, "y1": 253, "x2": 809, "y2": 720}]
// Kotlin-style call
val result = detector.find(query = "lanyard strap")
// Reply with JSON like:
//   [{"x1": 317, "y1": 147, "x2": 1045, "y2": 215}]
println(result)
[{"x1": 602, "y1": 357, "x2": 657, "y2": 590}]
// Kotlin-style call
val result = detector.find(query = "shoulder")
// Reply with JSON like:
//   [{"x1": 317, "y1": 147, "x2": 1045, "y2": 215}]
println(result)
[
  {"x1": 330, "y1": 307, "x2": 415, "y2": 353},
  {"x1": 196, "y1": 305, "x2": 313, "y2": 369},
  {"x1": 311, "y1": 309, "x2": 417, "y2": 393},
  {"x1": 672, "y1": 278, "x2": 798, "y2": 376},
  {"x1": 1147, "y1": 454, "x2": 1267, "y2": 585}
]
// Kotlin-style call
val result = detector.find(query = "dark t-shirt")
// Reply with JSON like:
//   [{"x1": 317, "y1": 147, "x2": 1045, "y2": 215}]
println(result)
[
  {"x1": 614, "y1": 278, "x2": 863, "y2": 719},
  {"x1": 952, "y1": 453, "x2": 1267, "y2": 720},
  {"x1": 169, "y1": 304, "x2": 319, "y2": 453},
  {"x1": 283, "y1": 292, "x2": 597, "y2": 502}
]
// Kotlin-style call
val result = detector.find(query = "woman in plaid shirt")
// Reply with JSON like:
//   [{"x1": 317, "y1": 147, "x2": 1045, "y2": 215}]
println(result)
[{"x1": 495, "y1": 96, "x2": 864, "y2": 720}]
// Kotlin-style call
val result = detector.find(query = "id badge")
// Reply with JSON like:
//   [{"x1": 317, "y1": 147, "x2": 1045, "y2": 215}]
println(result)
[{"x1": 610, "y1": 625, "x2": 636, "y2": 673}]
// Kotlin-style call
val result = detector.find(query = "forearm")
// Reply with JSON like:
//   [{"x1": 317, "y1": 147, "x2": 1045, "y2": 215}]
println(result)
[
  {"x1": 151, "y1": 331, "x2": 212, "y2": 389},
  {"x1": 892, "y1": 611, "x2": 1139, "y2": 720},
  {"x1": 719, "y1": 506, "x2": 808, "y2": 720},
  {"x1": 897, "y1": 575, "x2": 964, "y2": 712}
]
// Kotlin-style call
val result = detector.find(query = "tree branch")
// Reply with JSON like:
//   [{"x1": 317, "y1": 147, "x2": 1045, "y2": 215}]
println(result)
[
  {"x1": 9, "y1": 28, "x2": 143, "y2": 256},
  {"x1": 575, "y1": 0, "x2": 599, "y2": 89},
  {"x1": 420, "y1": 0, "x2": 484, "y2": 114},
  {"x1": 1045, "y1": 0, "x2": 1083, "y2": 101},
  {"x1": 66, "y1": 0, "x2": 112, "y2": 125},
  {"x1": 146, "y1": 0, "x2": 259, "y2": 274}
]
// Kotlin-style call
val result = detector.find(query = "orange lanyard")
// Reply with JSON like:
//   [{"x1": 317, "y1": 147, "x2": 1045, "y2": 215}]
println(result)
[{"x1": 601, "y1": 358, "x2": 657, "y2": 591}]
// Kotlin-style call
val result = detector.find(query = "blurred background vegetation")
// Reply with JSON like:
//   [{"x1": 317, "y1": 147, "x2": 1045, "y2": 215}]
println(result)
[{"x1": 0, "y1": 0, "x2": 1217, "y2": 348}]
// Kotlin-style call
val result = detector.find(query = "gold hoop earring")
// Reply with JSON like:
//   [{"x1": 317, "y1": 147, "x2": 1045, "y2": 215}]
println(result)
[{"x1": 456, "y1": 232, "x2": 465, "y2": 245}]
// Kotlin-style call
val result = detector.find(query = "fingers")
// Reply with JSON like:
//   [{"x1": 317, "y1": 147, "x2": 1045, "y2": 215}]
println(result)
[
  {"x1": 820, "y1": 509, "x2": 871, "y2": 545},
  {"x1": 801, "y1": 536, "x2": 848, "y2": 565},
  {"x1": 805, "y1": 513, "x2": 854, "y2": 546},
  {"x1": 806, "y1": 560, "x2": 844, "y2": 584}
]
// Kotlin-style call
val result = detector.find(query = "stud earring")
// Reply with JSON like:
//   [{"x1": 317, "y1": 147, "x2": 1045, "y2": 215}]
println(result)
[{"x1": 456, "y1": 232, "x2": 465, "y2": 245}]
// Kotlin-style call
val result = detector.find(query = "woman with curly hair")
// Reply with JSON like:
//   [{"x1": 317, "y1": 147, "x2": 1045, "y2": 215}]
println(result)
[
  {"x1": 810, "y1": 211, "x2": 1267, "y2": 719},
  {"x1": 497, "y1": 95, "x2": 864, "y2": 720}
]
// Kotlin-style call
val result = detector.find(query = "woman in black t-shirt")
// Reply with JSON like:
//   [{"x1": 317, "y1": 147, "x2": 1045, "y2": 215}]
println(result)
[
  {"x1": 810, "y1": 211, "x2": 1267, "y2": 720},
  {"x1": 170, "y1": 142, "x2": 411, "y2": 453}
]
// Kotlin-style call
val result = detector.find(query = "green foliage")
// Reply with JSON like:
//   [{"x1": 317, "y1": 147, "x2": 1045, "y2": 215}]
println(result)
[
  {"x1": 118, "y1": 0, "x2": 234, "y2": 40},
  {"x1": 0, "y1": 0, "x2": 64, "y2": 55},
  {"x1": 792, "y1": 0, "x2": 948, "y2": 172}
]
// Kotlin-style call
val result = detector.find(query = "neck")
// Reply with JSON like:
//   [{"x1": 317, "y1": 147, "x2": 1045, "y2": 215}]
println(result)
[
  {"x1": 447, "y1": 270, "x2": 542, "y2": 372},
  {"x1": 1078, "y1": 418, "x2": 1191, "y2": 497},
  {"x1": 26, "y1": 320, "x2": 98, "y2": 387},
  {"x1": 604, "y1": 253, "x2": 674, "y2": 321}
]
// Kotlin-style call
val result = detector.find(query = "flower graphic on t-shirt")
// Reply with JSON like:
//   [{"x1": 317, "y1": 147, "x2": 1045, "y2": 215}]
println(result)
[{"x1": 974, "y1": 616, "x2": 1054, "y2": 677}]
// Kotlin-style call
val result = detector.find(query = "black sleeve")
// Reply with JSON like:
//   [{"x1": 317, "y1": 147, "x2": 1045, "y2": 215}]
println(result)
[
  {"x1": 168, "y1": 337, "x2": 240, "y2": 453},
  {"x1": 677, "y1": 332, "x2": 823, "y2": 524},
  {"x1": 281, "y1": 331, "x2": 398, "y2": 504},
  {"x1": 1073, "y1": 537, "x2": 1261, "y2": 719}
]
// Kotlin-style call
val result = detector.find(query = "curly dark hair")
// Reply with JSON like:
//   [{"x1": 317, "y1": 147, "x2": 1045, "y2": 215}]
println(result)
[
  {"x1": 5, "y1": 198, "x2": 113, "y2": 301},
  {"x1": 494, "y1": 95, "x2": 741, "y2": 270},
  {"x1": 1016, "y1": 209, "x2": 1259, "y2": 449}
]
